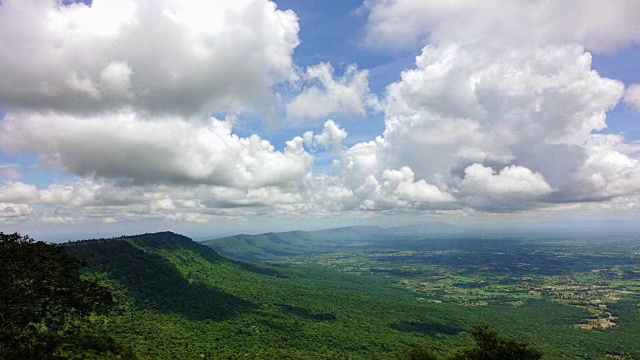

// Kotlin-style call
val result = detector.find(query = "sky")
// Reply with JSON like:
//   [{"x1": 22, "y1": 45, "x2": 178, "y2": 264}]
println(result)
[{"x1": 0, "y1": 0, "x2": 639, "y2": 241}]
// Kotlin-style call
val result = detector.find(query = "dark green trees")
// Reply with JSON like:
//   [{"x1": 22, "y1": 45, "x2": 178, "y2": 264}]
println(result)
[
  {"x1": 0, "y1": 233, "x2": 128, "y2": 359},
  {"x1": 451, "y1": 324, "x2": 542, "y2": 360},
  {"x1": 408, "y1": 324, "x2": 542, "y2": 360},
  {"x1": 407, "y1": 346, "x2": 441, "y2": 360}
]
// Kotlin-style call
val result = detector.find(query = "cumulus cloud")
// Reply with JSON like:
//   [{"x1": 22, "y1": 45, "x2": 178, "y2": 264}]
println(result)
[
  {"x1": 312, "y1": 3, "x2": 637, "y2": 213},
  {"x1": 0, "y1": 0, "x2": 299, "y2": 115},
  {"x1": 460, "y1": 164, "x2": 553, "y2": 196},
  {"x1": 0, "y1": 113, "x2": 313, "y2": 189},
  {"x1": 458, "y1": 164, "x2": 553, "y2": 211},
  {"x1": 577, "y1": 134, "x2": 640, "y2": 199},
  {"x1": 0, "y1": 182, "x2": 36, "y2": 221},
  {"x1": 0, "y1": 0, "x2": 319, "y2": 225},
  {"x1": 0, "y1": 203, "x2": 32, "y2": 221},
  {"x1": 298, "y1": 166, "x2": 452, "y2": 213},
  {"x1": 349, "y1": 167, "x2": 453, "y2": 210},
  {"x1": 623, "y1": 84, "x2": 640, "y2": 112},
  {"x1": 380, "y1": 167, "x2": 454, "y2": 203},
  {"x1": 287, "y1": 63, "x2": 370, "y2": 120},
  {"x1": 312, "y1": 120, "x2": 348, "y2": 150},
  {"x1": 0, "y1": 0, "x2": 639, "y2": 228},
  {"x1": 99, "y1": 61, "x2": 133, "y2": 99},
  {"x1": 0, "y1": 182, "x2": 39, "y2": 203},
  {"x1": 0, "y1": 176, "x2": 316, "y2": 225},
  {"x1": 362, "y1": 0, "x2": 640, "y2": 52},
  {"x1": 356, "y1": 43, "x2": 627, "y2": 205}
]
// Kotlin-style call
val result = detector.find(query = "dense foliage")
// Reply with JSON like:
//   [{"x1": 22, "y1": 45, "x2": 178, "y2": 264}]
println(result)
[
  {"x1": 2, "y1": 230, "x2": 635, "y2": 358},
  {"x1": 450, "y1": 324, "x2": 542, "y2": 360},
  {"x1": 408, "y1": 325, "x2": 541, "y2": 360},
  {"x1": 0, "y1": 233, "x2": 136, "y2": 359},
  {"x1": 59, "y1": 231, "x2": 638, "y2": 359},
  {"x1": 205, "y1": 229, "x2": 640, "y2": 359}
]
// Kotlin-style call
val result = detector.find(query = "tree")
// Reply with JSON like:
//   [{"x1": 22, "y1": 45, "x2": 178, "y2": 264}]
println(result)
[
  {"x1": 451, "y1": 324, "x2": 542, "y2": 360},
  {"x1": 407, "y1": 345, "x2": 441, "y2": 360},
  {"x1": 406, "y1": 324, "x2": 542, "y2": 360},
  {"x1": 0, "y1": 233, "x2": 121, "y2": 359}
]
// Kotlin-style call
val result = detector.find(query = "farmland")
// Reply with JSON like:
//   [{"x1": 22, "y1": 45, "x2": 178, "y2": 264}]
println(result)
[{"x1": 213, "y1": 230, "x2": 640, "y2": 334}]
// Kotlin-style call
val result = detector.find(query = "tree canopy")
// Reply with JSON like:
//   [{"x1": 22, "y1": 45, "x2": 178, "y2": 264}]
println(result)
[
  {"x1": 451, "y1": 324, "x2": 542, "y2": 360},
  {"x1": 408, "y1": 324, "x2": 542, "y2": 360},
  {"x1": 0, "y1": 233, "x2": 133, "y2": 359}
]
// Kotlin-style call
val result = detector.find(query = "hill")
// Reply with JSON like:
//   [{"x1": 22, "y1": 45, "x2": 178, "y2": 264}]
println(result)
[
  {"x1": 63, "y1": 231, "x2": 640, "y2": 359},
  {"x1": 202, "y1": 223, "x2": 461, "y2": 260},
  {"x1": 200, "y1": 228, "x2": 640, "y2": 359},
  {"x1": 63, "y1": 231, "x2": 477, "y2": 359}
]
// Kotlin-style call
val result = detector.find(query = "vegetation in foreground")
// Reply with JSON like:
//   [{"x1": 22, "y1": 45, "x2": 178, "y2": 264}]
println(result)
[
  {"x1": 2, "y1": 230, "x2": 639, "y2": 359},
  {"x1": 0, "y1": 233, "x2": 137, "y2": 359},
  {"x1": 408, "y1": 324, "x2": 542, "y2": 360}
]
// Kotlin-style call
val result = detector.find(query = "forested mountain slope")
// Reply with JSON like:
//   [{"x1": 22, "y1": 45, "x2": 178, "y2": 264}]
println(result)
[
  {"x1": 64, "y1": 231, "x2": 462, "y2": 358},
  {"x1": 62, "y1": 232, "x2": 639, "y2": 359},
  {"x1": 202, "y1": 223, "x2": 460, "y2": 260}
]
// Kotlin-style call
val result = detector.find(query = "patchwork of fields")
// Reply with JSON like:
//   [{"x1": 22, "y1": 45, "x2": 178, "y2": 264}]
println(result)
[
  {"x1": 277, "y1": 236, "x2": 639, "y2": 331},
  {"x1": 205, "y1": 228, "x2": 640, "y2": 358}
]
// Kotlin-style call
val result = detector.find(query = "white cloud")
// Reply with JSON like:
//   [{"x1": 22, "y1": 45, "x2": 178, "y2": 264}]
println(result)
[
  {"x1": 0, "y1": 0, "x2": 638, "y2": 229},
  {"x1": 456, "y1": 164, "x2": 553, "y2": 212},
  {"x1": 0, "y1": 182, "x2": 39, "y2": 203},
  {"x1": 363, "y1": 0, "x2": 640, "y2": 52},
  {"x1": 0, "y1": 203, "x2": 31, "y2": 220},
  {"x1": 313, "y1": 120, "x2": 348, "y2": 150},
  {"x1": 287, "y1": 63, "x2": 370, "y2": 120},
  {"x1": 0, "y1": 0, "x2": 299, "y2": 115},
  {"x1": 0, "y1": 176, "x2": 315, "y2": 224},
  {"x1": 38, "y1": 182, "x2": 102, "y2": 207},
  {"x1": 0, "y1": 181, "x2": 36, "y2": 221},
  {"x1": 298, "y1": 34, "x2": 634, "y2": 213},
  {"x1": 368, "y1": 43, "x2": 627, "y2": 205},
  {"x1": 100, "y1": 61, "x2": 133, "y2": 99},
  {"x1": 460, "y1": 164, "x2": 553, "y2": 196},
  {"x1": 298, "y1": 142, "x2": 454, "y2": 212},
  {"x1": 382, "y1": 167, "x2": 454, "y2": 203},
  {"x1": 623, "y1": 84, "x2": 640, "y2": 112},
  {"x1": 0, "y1": 113, "x2": 313, "y2": 189},
  {"x1": 347, "y1": 167, "x2": 453, "y2": 211},
  {"x1": 578, "y1": 134, "x2": 640, "y2": 199}
]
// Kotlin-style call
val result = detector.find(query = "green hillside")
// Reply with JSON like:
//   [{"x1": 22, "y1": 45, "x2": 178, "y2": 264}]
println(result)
[
  {"x1": 200, "y1": 226, "x2": 381, "y2": 260},
  {"x1": 61, "y1": 231, "x2": 639, "y2": 359},
  {"x1": 202, "y1": 223, "x2": 460, "y2": 260},
  {"x1": 65, "y1": 231, "x2": 470, "y2": 359}
]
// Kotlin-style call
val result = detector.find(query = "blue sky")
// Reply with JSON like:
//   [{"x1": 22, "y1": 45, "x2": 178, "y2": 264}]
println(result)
[{"x1": 0, "y1": 0, "x2": 638, "y2": 241}]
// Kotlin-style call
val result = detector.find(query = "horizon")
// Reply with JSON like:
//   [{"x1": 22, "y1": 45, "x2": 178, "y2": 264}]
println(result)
[
  {"x1": 1, "y1": 0, "x2": 639, "y2": 240},
  {"x1": 20, "y1": 216, "x2": 640, "y2": 243}
]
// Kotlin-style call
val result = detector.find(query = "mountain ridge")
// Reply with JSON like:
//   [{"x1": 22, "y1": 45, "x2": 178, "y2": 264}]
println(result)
[
  {"x1": 60, "y1": 230, "x2": 468, "y2": 359},
  {"x1": 201, "y1": 222, "x2": 463, "y2": 260}
]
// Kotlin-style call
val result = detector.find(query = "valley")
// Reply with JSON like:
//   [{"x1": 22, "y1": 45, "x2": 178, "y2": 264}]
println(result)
[
  {"x1": 15, "y1": 228, "x2": 634, "y2": 359},
  {"x1": 204, "y1": 227, "x2": 640, "y2": 358},
  {"x1": 278, "y1": 238, "x2": 639, "y2": 331}
]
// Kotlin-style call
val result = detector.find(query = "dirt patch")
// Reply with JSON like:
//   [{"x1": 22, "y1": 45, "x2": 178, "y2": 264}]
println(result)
[{"x1": 578, "y1": 316, "x2": 617, "y2": 330}]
